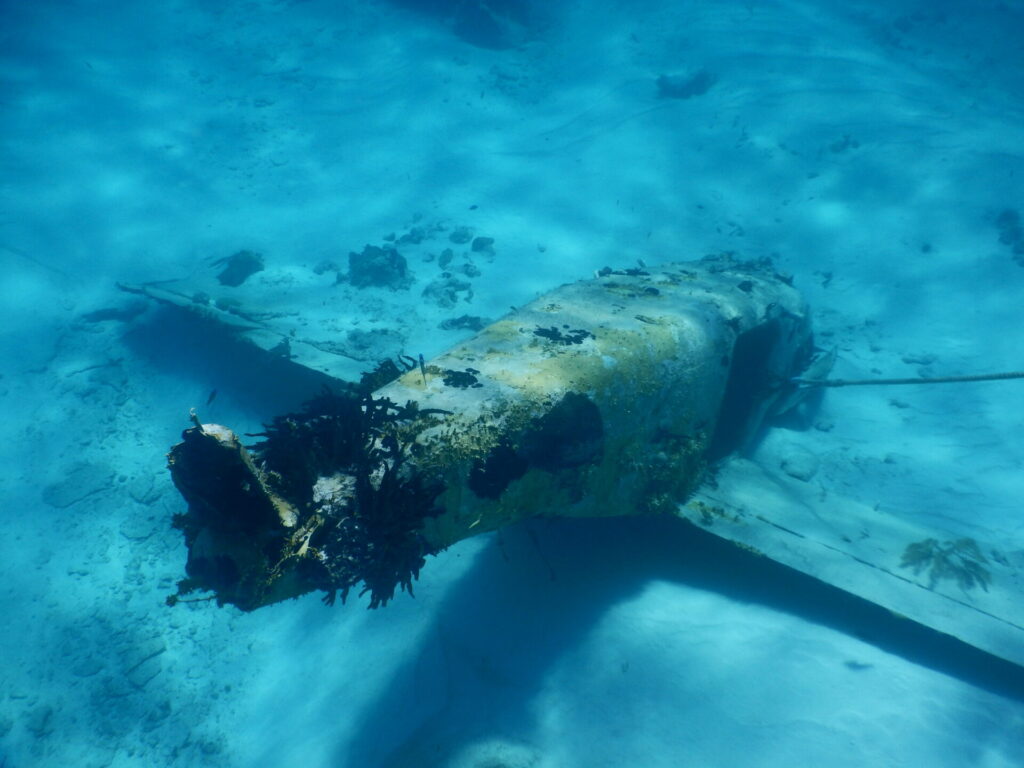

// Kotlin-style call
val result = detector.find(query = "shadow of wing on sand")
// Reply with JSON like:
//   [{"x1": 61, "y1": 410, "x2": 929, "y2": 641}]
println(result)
[{"x1": 338, "y1": 513, "x2": 1024, "y2": 767}]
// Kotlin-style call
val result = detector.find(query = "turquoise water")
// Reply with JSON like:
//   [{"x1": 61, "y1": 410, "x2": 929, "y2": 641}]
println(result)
[{"x1": 2, "y1": 1, "x2": 1023, "y2": 766}]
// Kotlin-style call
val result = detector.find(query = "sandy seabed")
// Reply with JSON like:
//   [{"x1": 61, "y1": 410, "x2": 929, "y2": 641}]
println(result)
[{"x1": 2, "y1": 1, "x2": 1023, "y2": 766}]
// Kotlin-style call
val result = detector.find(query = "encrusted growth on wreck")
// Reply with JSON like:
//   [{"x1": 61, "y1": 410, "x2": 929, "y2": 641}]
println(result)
[
  {"x1": 169, "y1": 391, "x2": 450, "y2": 610},
  {"x1": 165, "y1": 256, "x2": 814, "y2": 611}
]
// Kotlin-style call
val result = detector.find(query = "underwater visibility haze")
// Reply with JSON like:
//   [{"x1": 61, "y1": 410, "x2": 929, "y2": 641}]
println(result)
[{"x1": 2, "y1": 1, "x2": 1024, "y2": 766}]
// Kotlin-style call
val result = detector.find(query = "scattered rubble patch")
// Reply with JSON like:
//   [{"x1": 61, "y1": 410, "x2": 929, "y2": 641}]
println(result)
[
  {"x1": 397, "y1": 226, "x2": 427, "y2": 245},
  {"x1": 422, "y1": 274, "x2": 473, "y2": 308},
  {"x1": 471, "y1": 236, "x2": 495, "y2": 255},
  {"x1": 213, "y1": 249, "x2": 264, "y2": 287},
  {"x1": 347, "y1": 244, "x2": 411, "y2": 289},
  {"x1": 449, "y1": 225, "x2": 474, "y2": 244}
]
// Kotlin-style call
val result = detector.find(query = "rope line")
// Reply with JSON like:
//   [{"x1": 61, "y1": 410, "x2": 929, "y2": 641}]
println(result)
[{"x1": 795, "y1": 371, "x2": 1024, "y2": 388}]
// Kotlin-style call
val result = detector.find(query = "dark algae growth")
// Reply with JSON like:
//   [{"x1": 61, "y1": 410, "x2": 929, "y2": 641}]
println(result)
[{"x1": 900, "y1": 538, "x2": 992, "y2": 592}]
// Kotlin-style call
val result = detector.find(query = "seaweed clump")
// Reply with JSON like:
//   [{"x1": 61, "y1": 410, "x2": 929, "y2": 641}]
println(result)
[
  {"x1": 253, "y1": 391, "x2": 449, "y2": 609},
  {"x1": 899, "y1": 538, "x2": 992, "y2": 592},
  {"x1": 168, "y1": 351, "x2": 453, "y2": 611}
]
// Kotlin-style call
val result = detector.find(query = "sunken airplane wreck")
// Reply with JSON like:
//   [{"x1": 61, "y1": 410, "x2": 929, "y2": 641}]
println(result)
[
  {"x1": 164, "y1": 255, "x2": 815, "y2": 610},
  {"x1": 133, "y1": 254, "x2": 1024, "y2": 670}
]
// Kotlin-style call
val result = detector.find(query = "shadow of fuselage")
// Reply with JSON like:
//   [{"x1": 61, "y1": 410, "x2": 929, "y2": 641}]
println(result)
[{"x1": 338, "y1": 512, "x2": 1024, "y2": 767}]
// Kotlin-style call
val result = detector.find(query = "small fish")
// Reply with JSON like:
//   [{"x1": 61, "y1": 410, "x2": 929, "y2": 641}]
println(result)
[
  {"x1": 206, "y1": 388, "x2": 218, "y2": 405},
  {"x1": 418, "y1": 353, "x2": 427, "y2": 385}
]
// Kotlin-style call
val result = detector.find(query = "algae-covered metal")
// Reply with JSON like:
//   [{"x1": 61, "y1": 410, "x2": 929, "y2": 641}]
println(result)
[
  {"x1": 381, "y1": 258, "x2": 810, "y2": 552},
  {"x1": 167, "y1": 256, "x2": 813, "y2": 611}
]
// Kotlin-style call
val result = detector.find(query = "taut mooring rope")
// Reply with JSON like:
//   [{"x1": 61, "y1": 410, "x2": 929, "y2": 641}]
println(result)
[{"x1": 795, "y1": 371, "x2": 1024, "y2": 388}]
